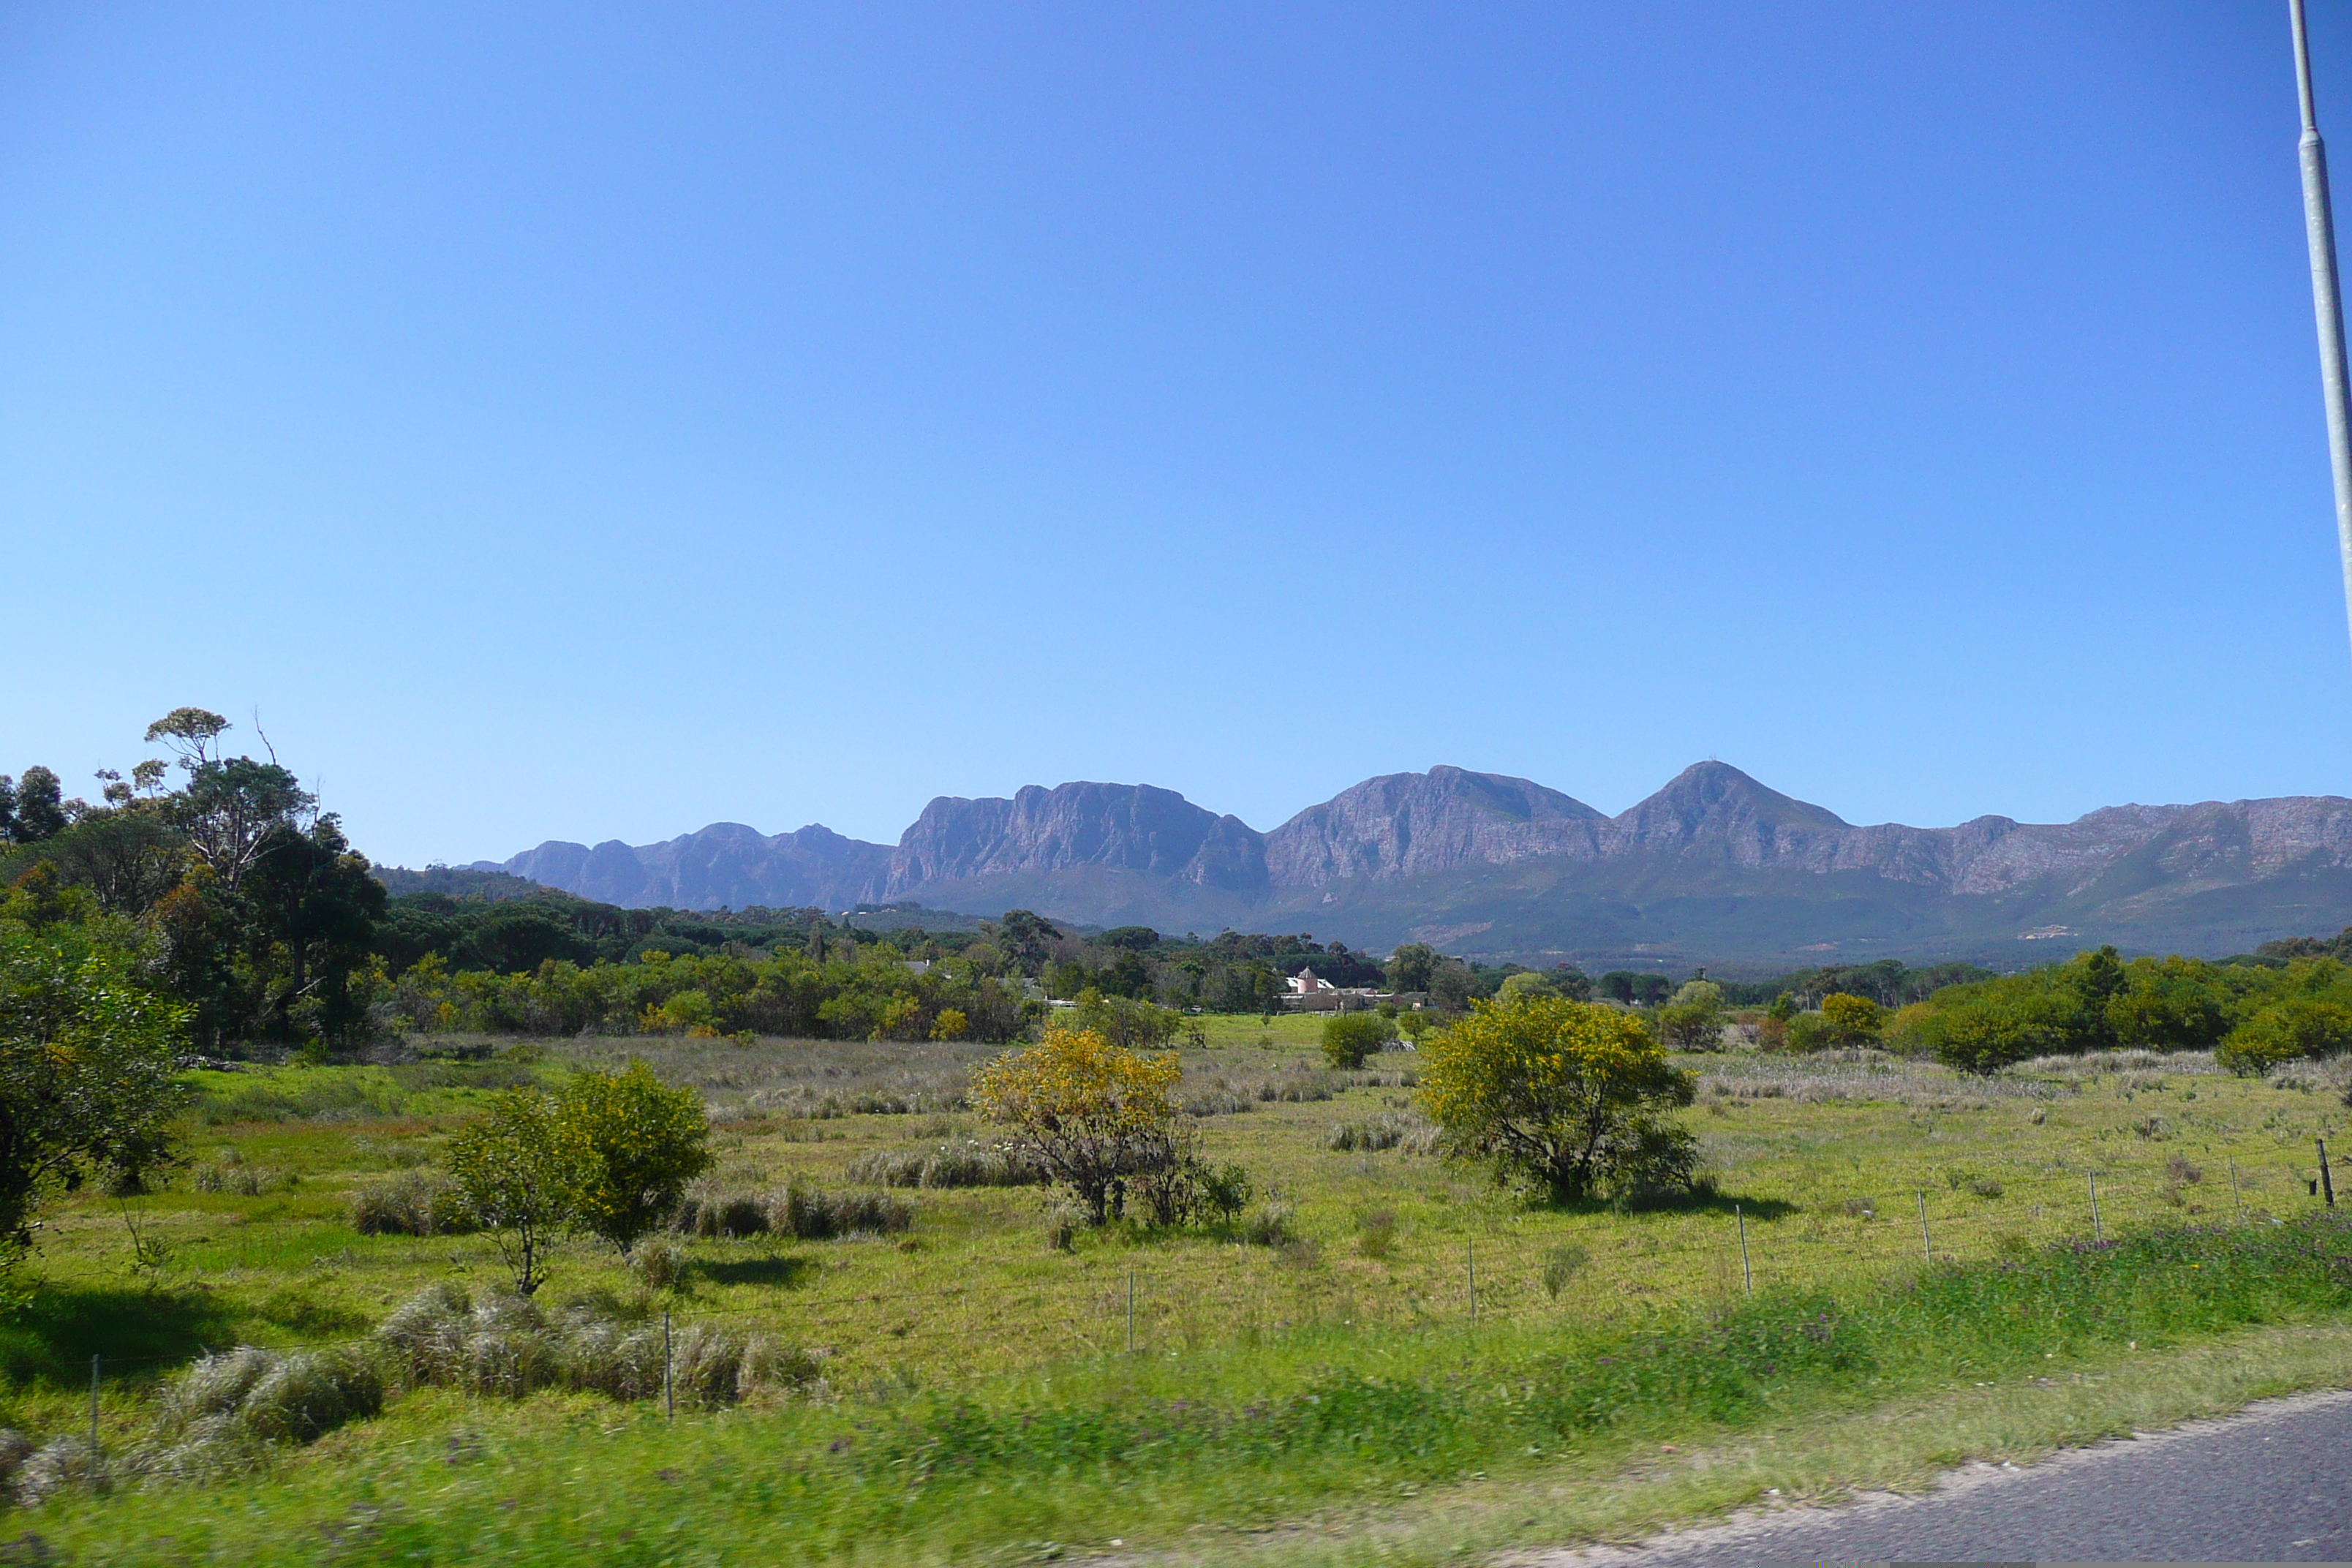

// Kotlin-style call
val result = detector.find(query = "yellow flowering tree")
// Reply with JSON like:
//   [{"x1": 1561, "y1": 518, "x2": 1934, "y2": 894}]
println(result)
[
  {"x1": 971, "y1": 1024, "x2": 1183, "y2": 1223},
  {"x1": 1820, "y1": 992, "x2": 1884, "y2": 1045},
  {"x1": 1418, "y1": 995, "x2": 1698, "y2": 1204}
]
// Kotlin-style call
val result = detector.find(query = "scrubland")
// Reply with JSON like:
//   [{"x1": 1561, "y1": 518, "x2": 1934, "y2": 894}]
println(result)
[{"x1": 5, "y1": 1025, "x2": 2352, "y2": 1564}]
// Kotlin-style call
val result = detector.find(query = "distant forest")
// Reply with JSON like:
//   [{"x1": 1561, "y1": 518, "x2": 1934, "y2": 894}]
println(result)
[{"x1": 12, "y1": 711, "x2": 2351, "y2": 1060}]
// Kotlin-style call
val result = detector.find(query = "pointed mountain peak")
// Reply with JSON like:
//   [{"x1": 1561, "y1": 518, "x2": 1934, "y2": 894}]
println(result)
[{"x1": 1619, "y1": 762, "x2": 1850, "y2": 834}]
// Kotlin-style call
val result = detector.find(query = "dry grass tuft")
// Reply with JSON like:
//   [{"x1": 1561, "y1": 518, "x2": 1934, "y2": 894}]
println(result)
[{"x1": 346, "y1": 1169, "x2": 472, "y2": 1235}]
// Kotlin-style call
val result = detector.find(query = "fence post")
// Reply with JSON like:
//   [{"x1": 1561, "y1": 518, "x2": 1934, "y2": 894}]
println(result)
[
  {"x1": 663, "y1": 1309, "x2": 674, "y2": 1420},
  {"x1": 2321, "y1": 1139, "x2": 2337, "y2": 1208},
  {"x1": 1126, "y1": 1270, "x2": 1134, "y2": 1354},
  {"x1": 2231, "y1": 1157, "x2": 2244, "y2": 1223},
  {"x1": 1736, "y1": 1205, "x2": 1752, "y2": 1294},
  {"x1": 88, "y1": 1355, "x2": 99, "y2": 1458},
  {"x1": 1467, "y1": 1240, "x2": 1477, "y2": 1328},
  {"x1": 1917, "y1": 1190, "x2": 1931, "y2": 1262},
  {"x1": 2089, "y1": 1172, "x2": 2103, "y2": 1245}
]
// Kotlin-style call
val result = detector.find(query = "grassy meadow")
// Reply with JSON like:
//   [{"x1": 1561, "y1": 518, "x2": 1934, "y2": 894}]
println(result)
[{"x1": 6, "y1": 1024, "x2": 2352, "y2": 1563}]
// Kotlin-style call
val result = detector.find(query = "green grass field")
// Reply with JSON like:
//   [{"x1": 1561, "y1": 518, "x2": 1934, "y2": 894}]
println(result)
[{"x1": 4, "y1": 1031, "x2": 2351, "y2": 1564}]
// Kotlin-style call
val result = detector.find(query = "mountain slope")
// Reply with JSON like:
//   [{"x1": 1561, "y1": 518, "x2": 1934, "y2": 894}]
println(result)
[{"x1": 478, "y1": 764, "x2": 2352, "y2": 969}]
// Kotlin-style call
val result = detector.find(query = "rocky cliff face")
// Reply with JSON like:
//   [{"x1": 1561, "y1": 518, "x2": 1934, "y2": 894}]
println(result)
[
  {"x1": 487, "y1": 822, "x2": 889, "y2": 911},
  {"x1": 884, "y1": 783, "x2": 1268, "y2": 894},
  {"x1": 476, "y1": 764, "x2": 2352, "y2": 964},
  {"x1": 1264, "y1": 766, "x2": 1605, "y2": 886}
]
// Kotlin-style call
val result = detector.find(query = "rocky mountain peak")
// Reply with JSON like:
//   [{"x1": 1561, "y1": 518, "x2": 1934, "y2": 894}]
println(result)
[
  {"x1": 1264, "y1": 766, "x2": 1605, "y2": 886},
  {"x1": 883, "y1": 781, "x2": 1269, "y2": 894},
  {"x1": 1611, "y1": 761, "x2": 1850, "y2": 847}
]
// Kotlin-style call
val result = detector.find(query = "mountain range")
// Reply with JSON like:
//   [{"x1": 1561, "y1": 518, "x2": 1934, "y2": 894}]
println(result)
[{"x1": 475, "y1": 764, "x2": 2352, "y2": 974}]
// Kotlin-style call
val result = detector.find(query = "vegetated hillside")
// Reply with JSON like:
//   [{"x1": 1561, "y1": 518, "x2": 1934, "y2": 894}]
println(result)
[
  {"x1": 372, "y1": 864, "x2": 549, "y2": 901},
  {"x1": 479, "y1": 763, "x2": 2352, "y2": 972}
]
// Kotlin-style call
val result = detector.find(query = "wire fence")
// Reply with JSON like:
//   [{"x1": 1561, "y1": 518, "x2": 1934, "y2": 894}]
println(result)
[{"x1": 42, "y1": 1135, "x2": 2352, "y2": 1443}]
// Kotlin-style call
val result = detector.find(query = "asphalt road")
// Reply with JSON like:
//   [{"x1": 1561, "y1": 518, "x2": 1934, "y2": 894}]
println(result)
[{"x1": 1542, "y1": 1388, "x2": 2352, "y2": 1565}]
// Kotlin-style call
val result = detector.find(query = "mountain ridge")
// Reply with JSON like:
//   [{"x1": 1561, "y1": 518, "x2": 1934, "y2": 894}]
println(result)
[{"x1": 474, "y1": 764, "x2": 2352, "y2": 970}]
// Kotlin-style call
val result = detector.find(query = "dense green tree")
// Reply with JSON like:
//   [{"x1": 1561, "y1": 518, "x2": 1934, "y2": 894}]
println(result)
[
  {"x1": 0, "y1": 927, "x2": 189, "y2": 1257},
  {"x1": 4, "y1": 769, "x2": 68, "y2": 845},
  {"x1": 1428, "y1": 960, "x2": 1475, "y2": 1013},
  {"x1": 242, "y1": 817, "x2": 388, "y2": 1046},
  {"x1": 1097, "y1": 947, "x2": 1153, "y2": 999},
  {"x1": 38, "y1": 807, "x2": 186, "y2": 916},
  {"x1": 1496, "y1": 971, "x2": 1558, "y2": 1003},
  {"x1": 1384, "y1": 942, "x2": 1439, "y2": 994},
  {"x1": 994, "y1": 910, "x2": 1062, "y2": 976}
]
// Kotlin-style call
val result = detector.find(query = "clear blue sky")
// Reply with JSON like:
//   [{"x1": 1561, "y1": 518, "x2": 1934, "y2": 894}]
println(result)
[{"x1": 7, "y1": 3, "x2": 2351, "y2": 867}]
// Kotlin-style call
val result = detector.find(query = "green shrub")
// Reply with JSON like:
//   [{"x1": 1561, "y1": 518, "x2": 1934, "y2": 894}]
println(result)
[
  {"x1": 1355, "y1": 1210, "x2": 1396, "y2": 1259},
  {"x1": 2217, "y1": 998, "x2": 2352, "y2": 1075},
  {"x1": 1322, "y1": 1012, "x2": 1392, "y2": 1069},
  {"x1": 1817, "y1": 992, "x2": 1883, "y2": 1044},
  {"x1": 1132, "y1": 1153, "x2": 1254, "y2": 1226}
]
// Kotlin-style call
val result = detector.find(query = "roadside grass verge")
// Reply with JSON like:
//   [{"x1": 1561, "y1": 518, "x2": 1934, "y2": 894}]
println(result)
[{"x1": 20, "y1": 1213, "x2": 2352, "y2": 1566}]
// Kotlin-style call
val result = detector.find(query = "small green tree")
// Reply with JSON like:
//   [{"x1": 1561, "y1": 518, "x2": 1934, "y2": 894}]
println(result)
[
  {"x1": 0, "y1": 930, "x2": 188, "y2": 1258},
  {"x1": 448, "y1": 1088, "x2": 576, "y2": 1295},
  {"x1": 1068, "y1": 987, "x2": 1182, "y2": 1049},
  {"x1": 1496, "y1": 971, "x2": 1557, "y2": 1004},
  {"x1": 559, "y1": 1061, "x2": 713, "y2": 1256},
  {"x1": 1322, "y1": 1010, "x2": 1392, "y2": 1068},
  {"x1": 1417, "y1": 995, "x2": 1697, "y2": 1204},
  {"x1": 1655, "y1": 979, "x2": 1727, "y2": 1050}
]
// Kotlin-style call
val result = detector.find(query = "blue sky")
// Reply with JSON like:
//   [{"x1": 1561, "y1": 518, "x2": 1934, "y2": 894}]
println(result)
[{"x1": 6, "y1": 2, "x2": 2351, "y2": 866}]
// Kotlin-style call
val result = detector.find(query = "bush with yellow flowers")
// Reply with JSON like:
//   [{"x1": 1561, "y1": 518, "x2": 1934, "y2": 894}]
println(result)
[
  {"x1": 1417, "y1": 995, "x2": 1698, "y2": 1204},
  {"x1": 971, "y1": 1023, "x2": 1187, "y2": 1224}
]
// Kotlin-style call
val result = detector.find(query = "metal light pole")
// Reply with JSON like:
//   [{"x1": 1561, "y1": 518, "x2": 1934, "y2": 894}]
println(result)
[{"x1": 2291, "y1": 0, "x2": 2352, "y2": 662}]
